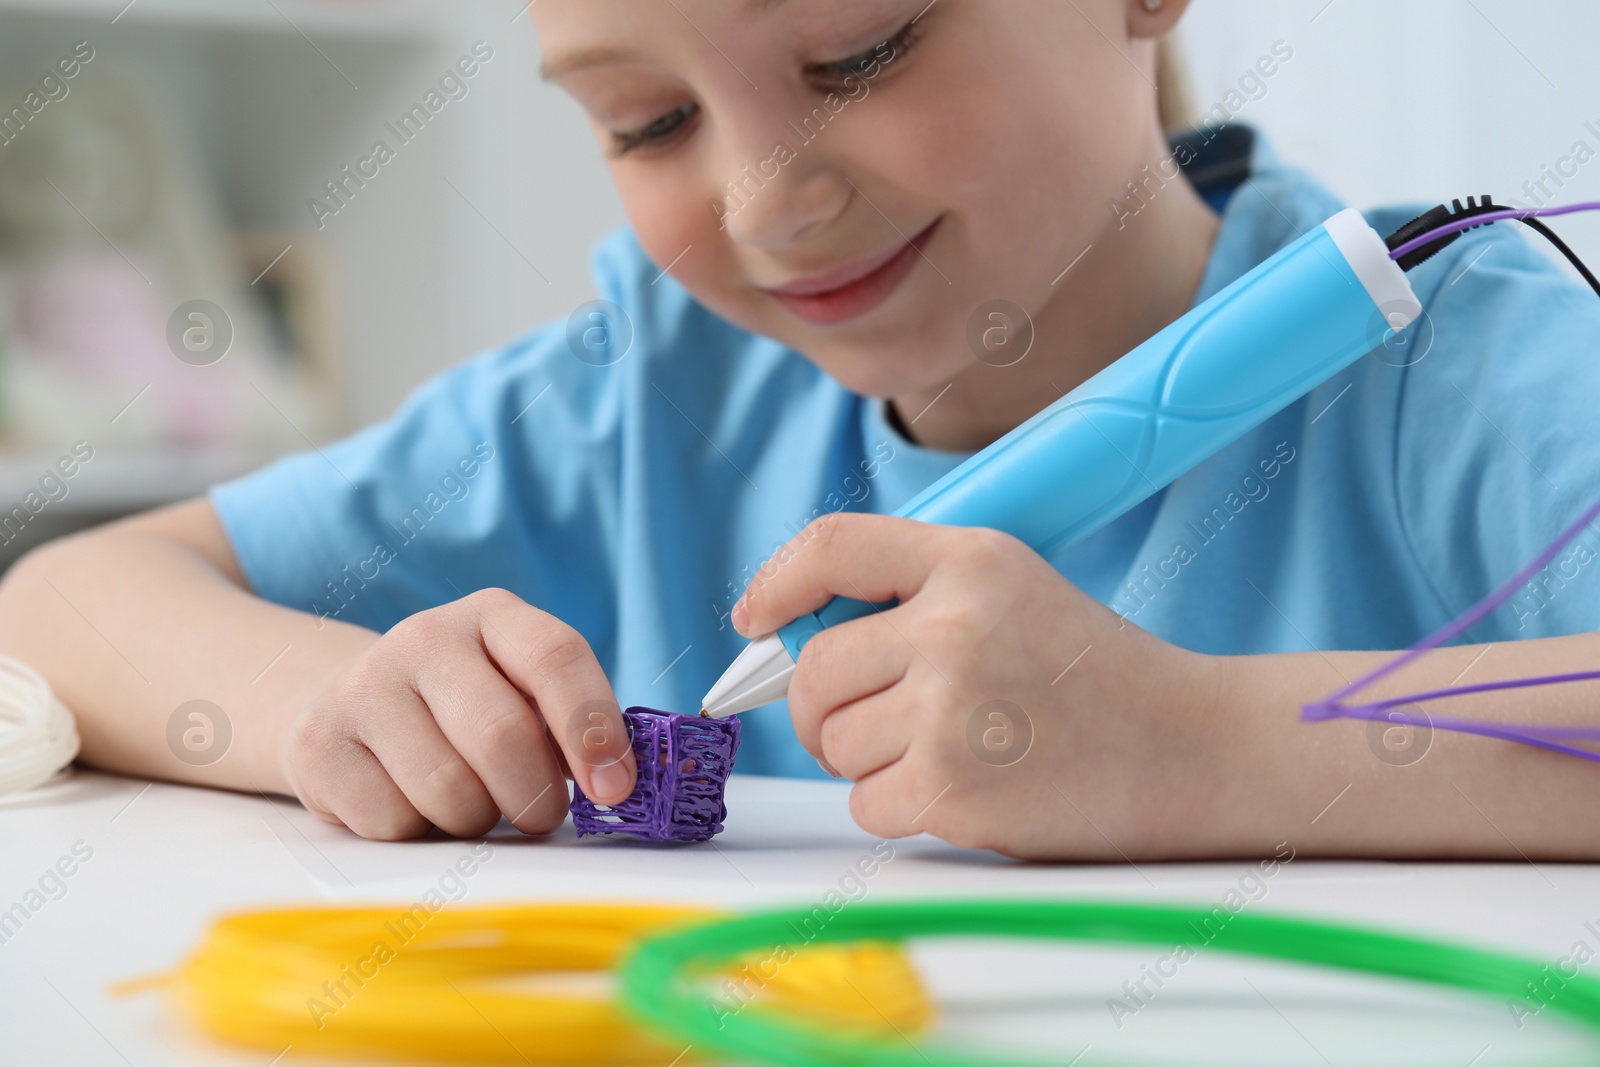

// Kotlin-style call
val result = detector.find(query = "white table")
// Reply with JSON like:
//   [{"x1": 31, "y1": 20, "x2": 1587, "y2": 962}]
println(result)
[{"x1": 3, "y1": 770, "x2": 1598, "y2": 1065}]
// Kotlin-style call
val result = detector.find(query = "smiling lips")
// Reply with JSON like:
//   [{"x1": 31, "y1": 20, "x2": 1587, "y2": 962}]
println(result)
[{"x1": 764, "y1": 218, "x2": 942, "y2": 326}]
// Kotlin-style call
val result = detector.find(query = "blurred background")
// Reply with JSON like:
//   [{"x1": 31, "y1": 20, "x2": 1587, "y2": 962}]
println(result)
[{"x1": 0, "y1": 0, "x2": 1594, "y2": 570}]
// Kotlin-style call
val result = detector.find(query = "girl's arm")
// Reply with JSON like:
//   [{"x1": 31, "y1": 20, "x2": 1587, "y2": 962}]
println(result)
[
  {"x1": 0, "y1": 499, "x2": 640, "y2": 839},
  {"x1": 0, "y1": 499, "x2": 364, "y2": 794}
]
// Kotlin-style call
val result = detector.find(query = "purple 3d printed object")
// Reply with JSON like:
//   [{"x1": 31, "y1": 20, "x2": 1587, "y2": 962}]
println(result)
[{"x1": 570, "y1": 707, "x2": 741, "y2": 842}]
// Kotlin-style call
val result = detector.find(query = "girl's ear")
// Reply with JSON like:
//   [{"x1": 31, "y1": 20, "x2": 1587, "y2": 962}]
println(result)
[{"x1": 1126, "y1": 0, "x2": 1192, "y2": 39}]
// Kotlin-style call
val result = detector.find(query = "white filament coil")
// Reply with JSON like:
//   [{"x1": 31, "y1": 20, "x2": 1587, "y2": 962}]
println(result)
[{"x1": 0, "y1": 654, "x2": 78, "y2": 796}]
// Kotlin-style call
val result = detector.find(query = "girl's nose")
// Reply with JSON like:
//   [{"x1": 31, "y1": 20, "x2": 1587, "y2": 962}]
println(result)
[{"x1": 710, "y1": 120, "x2": 855, "y2": 251}]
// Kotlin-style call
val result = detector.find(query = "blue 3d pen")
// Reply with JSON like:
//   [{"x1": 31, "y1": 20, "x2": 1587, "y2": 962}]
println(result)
[{"x1": 700, "y1": 208, "x2": 1421, "y2": 718}]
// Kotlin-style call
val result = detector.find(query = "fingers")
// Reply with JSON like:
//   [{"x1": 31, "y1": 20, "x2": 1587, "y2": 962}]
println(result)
[
  {"x1": 847, "y1": 760, "x2": 944, "y2": 842},
  {"x1": 734, "y1": 514, "x2": 945, "y2": 638},
  {"x1": 405, "y1": 657, "x2": 573, "y2": 835},
  {"x1": 285, "y1": 716, "x2": 432, "y2": 841},
  {"x1": 788, "y1": 616, "x2": 910, "y2": 762},
  {"x1": 467, "y1": 590, "x2": 637, "y2": 807},
  {"x1": 293, "y1": 665, "x2": 513, "y2": 839},
  {"x1": 350, "y1": 687, "x2": 504, "y2": 837},
  {"x1": 816, "y1": 690, "x2": 912, "y2": 781},
  {"x1": 287, "y1": 589, "x2": 635, "y2": 842}
]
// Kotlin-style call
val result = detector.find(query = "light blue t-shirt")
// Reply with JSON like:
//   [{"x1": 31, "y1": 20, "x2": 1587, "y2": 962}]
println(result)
[{"x1": 211, "y1": 131, "x2": 1600, "y2": 779}]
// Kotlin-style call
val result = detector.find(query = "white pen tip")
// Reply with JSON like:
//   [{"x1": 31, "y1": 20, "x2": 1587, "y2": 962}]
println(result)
[{"x1": 700, "y1": 632, "x2": 797, "y2": 718}]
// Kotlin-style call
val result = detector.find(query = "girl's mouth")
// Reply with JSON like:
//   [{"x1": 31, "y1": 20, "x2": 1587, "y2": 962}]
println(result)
[{"x1": 764, "y1": 217, "x2": 943, "y2": 326}]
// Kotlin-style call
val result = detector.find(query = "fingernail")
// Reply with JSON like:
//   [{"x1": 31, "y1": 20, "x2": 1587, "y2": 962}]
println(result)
[
  {"x1": 817, "y1": 757, "x2": 842, "y2": 779},
  {"x1": 731, "y1": 596, "x2": 749, "y2": 634},
  {"x1": 589, "y1": 759, "x2": 633, "y2": 801}
]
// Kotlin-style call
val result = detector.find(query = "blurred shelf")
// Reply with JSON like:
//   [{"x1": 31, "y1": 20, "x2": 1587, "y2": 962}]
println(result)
[
  {"x1": 0, "y1": 0, "x2": 609, "y2": 441},
  {"x1": 0, "y1": 448, "x2": 271, "y2": 516},
  {"x1": 0, "y1": 0, "x2": 456, "y2": 39}
]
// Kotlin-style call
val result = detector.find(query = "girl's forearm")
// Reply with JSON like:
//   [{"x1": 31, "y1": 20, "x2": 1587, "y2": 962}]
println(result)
[
  {"x1": 0, "y1": 500, "x2": 377, "y2": 795},
  {"x1": 1215, "y1": 632, "x2": 1600, "y2": 859}
]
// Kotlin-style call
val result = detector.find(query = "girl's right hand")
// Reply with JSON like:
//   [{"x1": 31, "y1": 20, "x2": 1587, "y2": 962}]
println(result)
[{"x1": 279, "y1": 588, "x2": 636, "y2": 840}]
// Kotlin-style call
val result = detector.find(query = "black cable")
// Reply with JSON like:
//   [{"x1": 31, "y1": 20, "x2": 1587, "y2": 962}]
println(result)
[{"x1": 1518, "y1": 217, "x2": 1600, "y2": 300}]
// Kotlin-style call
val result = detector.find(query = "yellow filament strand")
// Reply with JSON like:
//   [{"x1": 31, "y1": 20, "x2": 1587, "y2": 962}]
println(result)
[{"x1": 115, "y1": 902, "x2": 932, "y2": 1064}]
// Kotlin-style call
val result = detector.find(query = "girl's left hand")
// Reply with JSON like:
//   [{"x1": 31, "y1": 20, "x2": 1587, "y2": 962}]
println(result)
[{"x1": 731, "y1": 513, "x2": 1237, "y2": 860}]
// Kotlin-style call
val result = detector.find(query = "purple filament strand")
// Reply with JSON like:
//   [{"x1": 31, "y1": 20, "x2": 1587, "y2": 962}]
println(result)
[
  {"x1": 1335, "y1": 707, "x2": 1600, "y2": 763},
  {"x1": 1304, "y1": 490, "x2": 1600, "y2": 762},
  {"x1": 1386, "y1": 200, "x2": 1600, "y2": 262}
]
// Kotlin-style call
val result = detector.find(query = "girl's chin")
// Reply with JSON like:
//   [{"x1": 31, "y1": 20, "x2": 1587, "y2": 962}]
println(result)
[
  {"x1": 812, "y1": 359, "x2": 959, "y2": 404},
  {"x1": 768, "y1": 318, "x2": 971, "y2": 400}
]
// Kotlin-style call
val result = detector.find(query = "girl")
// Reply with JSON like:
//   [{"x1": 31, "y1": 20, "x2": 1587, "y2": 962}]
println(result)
[{"x1": 4, "y1": 0, "x2": 1599, "y2": 859}]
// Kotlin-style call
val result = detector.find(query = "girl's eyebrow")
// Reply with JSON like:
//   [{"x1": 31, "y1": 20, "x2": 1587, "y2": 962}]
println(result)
[
  {"x1": 542, "y1": 0, "x2": 791, "y2": 80},
  {"x1": 544, "y1": 0, "x2": 793, "y2": 81},
  {"x1": 540, "y1": 45, "x2": 645, "y2": 81}
]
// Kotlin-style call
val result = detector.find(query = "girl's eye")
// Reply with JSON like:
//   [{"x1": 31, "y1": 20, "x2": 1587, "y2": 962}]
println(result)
[
  {"x1": 611, "y1": 101, "x2": 700, "y2": 156},
  {"x1": 807, "y1": 18, "x2": 924, "y2": 84}
]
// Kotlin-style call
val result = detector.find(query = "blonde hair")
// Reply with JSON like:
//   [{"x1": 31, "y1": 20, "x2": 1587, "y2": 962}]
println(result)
[{"x1": 1155, "y1": 33, "x2": 1196, "y2": 132}]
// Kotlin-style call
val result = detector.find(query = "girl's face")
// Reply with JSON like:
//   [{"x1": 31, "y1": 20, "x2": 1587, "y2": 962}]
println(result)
[{"x1": 537, "y1": 0, "x2": 1169, "y2": 402}]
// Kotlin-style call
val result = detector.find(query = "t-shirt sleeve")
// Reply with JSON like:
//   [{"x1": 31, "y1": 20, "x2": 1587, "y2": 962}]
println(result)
[
  {"x1": 208, "y1": 315, "x2": 625, "y2": 647},
  {"x1": 1393, "y1": 224, "x2": 1600, "y2": 643}
]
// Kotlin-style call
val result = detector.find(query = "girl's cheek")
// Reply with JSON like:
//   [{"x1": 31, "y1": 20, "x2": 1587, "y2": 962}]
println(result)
[
  {"x1": 613, "y1": 164, "x2": 761, "y2": 328},
  {"x1": 614, "y1": 168, "x2": 704, "y2": 268},
  {"x1": 611, "y1": 166, "x2": 719, "y2": 288}
]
